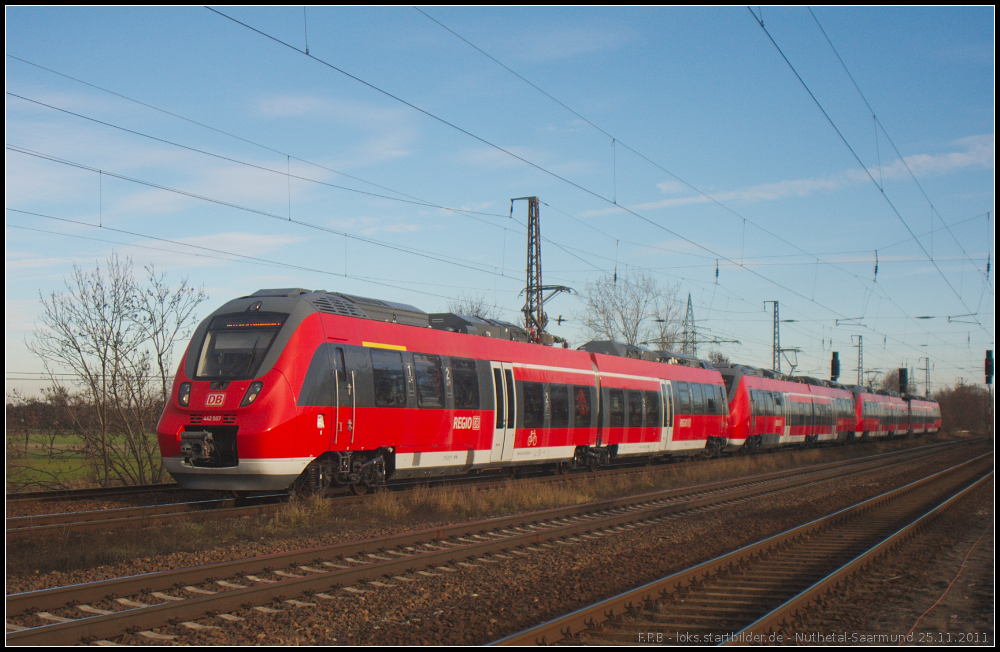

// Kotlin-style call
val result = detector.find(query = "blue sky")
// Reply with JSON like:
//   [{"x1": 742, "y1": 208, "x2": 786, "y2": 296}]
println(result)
[{"x1": 6, "y1": 6, "x2": 994, "y2": 398}]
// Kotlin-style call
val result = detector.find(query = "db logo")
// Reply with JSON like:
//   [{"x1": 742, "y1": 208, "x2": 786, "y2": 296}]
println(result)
[
  {"x1": 206, "y1": 393, "x2": 226, "y2": 407},
  {"x1": 679, "y1": 418, "x2": 691, "y2": 428},
  {"x1": 527, "y1": 431, "x2": 538, "y2": 446}
]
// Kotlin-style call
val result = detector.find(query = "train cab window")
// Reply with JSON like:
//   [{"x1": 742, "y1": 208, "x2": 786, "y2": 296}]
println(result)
[
  {"x1": 764, "y1": 392, "x2": 775, "y2": 416},
  {"x1": 550, "y1": 385, "x2": 569, "y2": 428},
  {"x1": 452, "y1": 358, "x2": 479, "y2": 410},
  {"x1": 523, "y1": 382, "x2": 545, "y2": 428},
  {"x1": 773, "y1": 393, "x2": 783, "y2": 417},
  {"x1": 628, "y1": 391, "x2": 643, "y2": 427},
  {"x1": 413, "y1": 354, "x2": 444, "y2": 409},
  {"x1": 195, "y1": 312, "x2": 286, "y2": 380},
  {"x1": 573, "y1": 386, "x2": 592, "y2": 427},
  {"x1": 676, "y1": 382, "x2": 691, "y2": 414},
  {"x1": 609, "y1": 389, "x2": 625, "y2": 427},
  {"x1": 644, "y1": 390, "x2": 660, "y2": 427},
  {"x1": 372, "y1": 349, "x2": 406, "y2": 408}
]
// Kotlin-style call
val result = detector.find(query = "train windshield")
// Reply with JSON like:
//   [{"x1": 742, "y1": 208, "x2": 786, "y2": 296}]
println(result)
[{"x1": 194, "y1": 312, "x2": 286, "y2": 380}]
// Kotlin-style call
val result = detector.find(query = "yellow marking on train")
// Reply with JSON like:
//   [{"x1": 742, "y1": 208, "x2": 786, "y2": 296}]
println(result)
[{"x1": 362, "y1": 341, "x2": 407, "y2": 351}]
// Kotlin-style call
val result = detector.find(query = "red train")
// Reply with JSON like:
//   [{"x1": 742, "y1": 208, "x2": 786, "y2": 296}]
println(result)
[
  {"x1": 716, "y1": 366, "x2": 857, "y2": 452},
  {"x1": 156, "y1": 289, "x2": 939, "y2": 494}
]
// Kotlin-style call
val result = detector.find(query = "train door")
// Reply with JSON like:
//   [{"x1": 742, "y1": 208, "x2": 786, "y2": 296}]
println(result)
[
  {"x1": 328, "y1": 345, "x2": 353, "y2": 448},
  {"x1": 489, "y1": 362, "x2": 516, "y2": 462},
  {"x1": 659, "y1": 380, "x2": 674, "y2": 451},
  {"x1": 782, "y1": 392, "x2": 791, "y2": 442}
]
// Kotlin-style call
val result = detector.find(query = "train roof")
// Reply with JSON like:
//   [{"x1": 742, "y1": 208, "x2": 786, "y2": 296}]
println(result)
[
  {"x1": 240, "y1": 288, "x2": 428, "y2": 327},
  {"x1": 427, "y1": 313, "x2": 530, "y2": 342},
  {"x1": 577, "y1": 341, "x2": 714, "y2": 370},
  {"x1": 713, "y1": 365, "x2": 854, "y2": 394},
  {"x1": 240, "y1": 289, "x2": 535, "y2": 343}
]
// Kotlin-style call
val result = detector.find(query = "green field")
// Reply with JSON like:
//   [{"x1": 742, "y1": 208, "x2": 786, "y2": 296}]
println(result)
[{"x1": 6, "y1": 430, "x2": 163, "y2": 491}]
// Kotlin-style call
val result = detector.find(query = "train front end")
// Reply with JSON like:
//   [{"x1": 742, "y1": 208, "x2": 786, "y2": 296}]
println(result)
[{"x1": 156, "y1": 289, "x2": 322, "y2": 491}]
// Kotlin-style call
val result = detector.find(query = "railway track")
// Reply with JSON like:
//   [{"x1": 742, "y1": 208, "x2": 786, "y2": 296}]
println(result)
[
  {"x1": 4, "y1": 438, "x2": 974, "y2": 539},
  {"x1": 4, "y1": 442, "x2": 984, "y2": 645},
  {"x1": 4, "y1": 494, "x2": 287, "y2": 539},
  {"x1": 494, "y1": 453, "x2": 994, "y2": 645},
  {"x1": 5, "y1": 482, "x2": 182, "y2": 505}
]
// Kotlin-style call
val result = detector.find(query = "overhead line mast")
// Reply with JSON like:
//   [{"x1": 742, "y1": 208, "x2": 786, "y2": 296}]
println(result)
[{"x1": 512, "y1": 196, "x2": 571, "y2": 344}]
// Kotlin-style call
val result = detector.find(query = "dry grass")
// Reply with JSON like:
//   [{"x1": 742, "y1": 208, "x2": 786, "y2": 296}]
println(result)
[{"x1": 7, "y1": 433, "x2": 969, "y2": 579}]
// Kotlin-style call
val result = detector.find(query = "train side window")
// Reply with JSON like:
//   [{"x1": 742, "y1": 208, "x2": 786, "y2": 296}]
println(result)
[
  {"x1": 573, "y1": 385, "x2": 592, "y2": 427},
  {"x1": 628, "y1": 390, "x2": 643, "y2": 427},
  {"x1": 523, "y1": 382, "x2": 545, "y2": 428},
  {"x1": 691, "y1": 383, "x2": 704, "y2": 415},
  {"x1": 334, "y1": 347, "x2": 346, "y2": 377},
  {"x1": 371, "y1": 349, "x2": 406, "y2": 408},
  {"x1": 609, "y1": 389, "x2": 625, "y2": 427},
  {"x1": 550, "y1": 385, "x2": 569, "y2": 428},
  {"x1": 676, "y1": 382, "x2": 691, "y2": 414},
  {"x1": 413, "y1": 354, "x2": 444, "y2": 408},
  {"x1": 764, "y1": 392, "x2": 775, "y2": 416},
  {"x1": 505, "y1": 370, "x2": 515, "y2": 428},
  {"x1": 714, "y1": 386, "x2": 726, "y2": 415},
  {"x1": 452, "y1": 358, "x2": 479, "y2": 410},
  {"x1": 644, "y1": 390, "x2": 660, "y2": 427},
  {"x1": 703, "y1": 384, "x2": 715, "y2": 414}
]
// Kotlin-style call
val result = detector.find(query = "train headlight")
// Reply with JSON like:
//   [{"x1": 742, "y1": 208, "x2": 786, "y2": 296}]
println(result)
[
  {"x1": 241, "y1": 381, "x2": 264, "y2": 406},
  {"x1": 178, "y1": 382, "x2": 192, "y2": 407}
]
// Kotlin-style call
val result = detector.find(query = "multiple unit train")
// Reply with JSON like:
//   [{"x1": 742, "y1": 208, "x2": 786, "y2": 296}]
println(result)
[{"x1": 156, "y1": 289, "x2": 941, "y2": 494}]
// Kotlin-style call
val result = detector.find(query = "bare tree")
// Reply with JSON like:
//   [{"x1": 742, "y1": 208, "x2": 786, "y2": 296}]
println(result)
[
  {"x1": 707, "y1": 350, "x2": 731, "y2": 365},
  {"x1": 877, "y1": 369, "x2": 915, "y2": 394},
  {"x1": 26, "y1": 253, "x2": 207, "y2": 487},
  {"x1": 934, "y1": 383, "x2": 990, "y2": 432},
  {"x1": 575, "y1": 270, "x2": 683, "y2": 347},
  {"x1": 142, "y1": 265, "x2": 207, "y2": 403},
  {"x1": 447, "y1": 292, "x2": 505, "y2": 321}
]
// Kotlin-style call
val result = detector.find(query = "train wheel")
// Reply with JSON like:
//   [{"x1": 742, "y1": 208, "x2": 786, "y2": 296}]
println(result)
[{"x1": 349, "y1": 482, "x2": 371, "y2": 496}]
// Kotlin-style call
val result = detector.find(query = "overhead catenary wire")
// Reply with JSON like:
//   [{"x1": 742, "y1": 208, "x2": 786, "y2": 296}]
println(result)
[
  {"x1": 5, "y1": 11, "x2": 985, "y2": 388},
  {"x1": 410, "y1": 7, "x2": 988, "y2": 366},
  {"x1": 204, "y1": 6, "x2": 897, "y2": 329},
  {"x1": 6, "y1": 55, "x2": 880, "y2": 356},
  {"x1": 413, "y1": 8, "x2": 903, "y2": 316},
  {"x1": 748, "y1": 6, "x2": 986, "y2": 333},
  {"x1": 202, "y1": 6, "x2": 973, "y2": 371},
  {"x1": 808, "y1": 7, "x2": 991, "y2": 291}
]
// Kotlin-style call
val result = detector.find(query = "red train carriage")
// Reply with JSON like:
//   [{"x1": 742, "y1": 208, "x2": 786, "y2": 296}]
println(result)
[
  {"x1": 157, "y1": 289, "x2": 727, "y2": 494},
  {"x1": 850, "y1": 387, "x2": 909, "y2": 439},
  {"x1": 578, "y1": 342, "x2": 729, "y2": 459},
  {"x1": 906, "y1": 396, "x2": 941, "y2": 435},
  {"x1": 716, "y1": 366, "x2": 856, "y2": 452}
]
